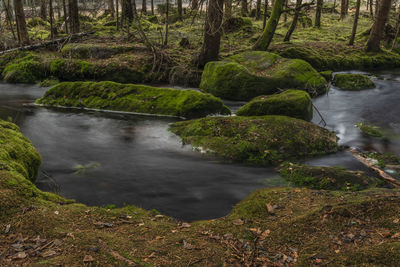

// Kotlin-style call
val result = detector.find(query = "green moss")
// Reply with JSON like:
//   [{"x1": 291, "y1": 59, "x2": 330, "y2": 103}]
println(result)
[
  {"x1": 37, "y1": 81, "x2": 230, "y2": 118},
  {"x1": 38, "y1": 78, "x2": 60, "y2": 87},
  {"x1": 222, "y1": 17, "x2": 253, "y2": 33},
  {"x1": 333, "y1": 73, "x2": 375, "y2": 90},
  {"x1": 61, "y1": 43, "x2": 135, "y2": 59},
  {"x1": 200, "y1": 51, "x2": 327, "y2": 101},
  {"x1": 26, "y1": 17, "x2": 50, "y2": 27},
  {"x1": 363, "y1": 152, "x2": 400, "y2": 168},
  {"x1": 279, "y1": 162, "x2": 383, "y2": 191},
  {"x1": 49, "y1": 59, "x2": 95, "y2": 81},
  {"x1": 320, "y1": 70, "x2": 333, "y2": 81},
  {"x1": 169, "y1": 115, "x2": 338, "y2": 165},
  {"x1": 1, "y1": 53, "x2": 47, "y2": 83},
  {"x1": 355, "y1": 122, "x2": 384, "y2": 137},
  {"x1": 236, "y1": 89, "x2": 313, "y2": 121}
]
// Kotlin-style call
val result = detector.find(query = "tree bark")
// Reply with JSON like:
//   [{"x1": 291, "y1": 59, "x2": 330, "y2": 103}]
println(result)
[
  {"x1": 370, "y1": 0, "x2": 373, "y2": 16},
  {"x1": 68, "y1": 0, "x2": 79, "y2": 33},
  {"x1": 254, "y1": 0, "x2": 284, "y2": 50},
  {"x1": 349, "y1": 0, "x2": 361, "y2": 45},
  {"x1": 256, "y1": 0, "x2": 261, "y2": 19},
  {"x1": 151, "y1": 0, "x2": 154, "y2": 15},
  {"x1": 192, "y1": 0, "x2": 198, "y2": 10},
  {"x1": 14, "y1": 0, "x2": 29, "y2": 45},
  {"x1": 49, "y1": 0, "x2": 55, "y2": 39},
  {"x1": 263, "y1": 0, "x2": 268, "y2": 29},
  {"x1": 241, "y1": 0, "x2": 248, "y2": 16},
  {"x1": 62, "y1": 0, "x2": 68, "y2": 33},
  {"x1": 40, "y1": 0, "x2": 47, "y2": 20},
  {"x1": 164, "y1": 0, "x2": 169, "y2": 46},
  {"x1": 366, "y1": 0, "x2": 392, "y2": 52},
  {"x1": 142, "y1": 0, "x2": 147, "y2": 14},
  {"x1": 225, "y1": 0, "x2": 232, "y2": 19},
  {"x1": 315, "y1": 0, "x2": 323, "y2": 27},
  {"x1": 108, "y1": 0, "x2": 115, "y2": 18},
  {"x1": 284, "y1": 0, "x2": 302, "y2": 41},
  {"x1": 340, "y1": 0, "x2": 346, "y2": 19},
  {"x1": 198, "y1": 0, "x2": 224, "y2": 66},
  {"x1": 177, "y1": 0, "x2": 182, "y2": 20}
]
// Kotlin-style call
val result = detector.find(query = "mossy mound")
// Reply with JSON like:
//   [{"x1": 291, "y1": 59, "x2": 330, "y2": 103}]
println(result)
[
  {"x1": 279, "y1": 162, "x2": 383, "y2": 191},
  {"x1": 0, "y1": 120, "x2": 41, "y2": 182},
  {"x1": 320, "y1": 70, "x2": 333, "y2": 81},
  {"x1": 222, "y1": 17, "x2": 253, "y2": 33},
  {"x1": 236, "y1": 89, "x2": 313, "y2": 121},
  {"x1": 1, "y1": 53, "x2": 47, "y2": 83},
  {"x1": 333, "y1": 73, "x2": 375, "y2": 90},
  {"x1": 61, "y1": 43, "x2": 135, "y2": 59},
  {"x1": 200, "y1": 51, "x2": 327, "y2": 101},
  {"x1": 356, "y1": 122, "x2": 384, "y2": 137},
  {"x1": 36, "y1": 81, "x2": 231, "y2": 118},
  {"x1": 169, "y1": 115, "x2": 338, "y2": 165}
]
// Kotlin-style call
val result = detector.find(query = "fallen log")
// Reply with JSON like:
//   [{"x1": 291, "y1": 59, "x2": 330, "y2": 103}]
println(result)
[
  {"x1": 349, "y1": 148, "x2": 400, "y2": 188},
  {"x1": 0, "y1": 32, "x2": 94, "y2": 55}
]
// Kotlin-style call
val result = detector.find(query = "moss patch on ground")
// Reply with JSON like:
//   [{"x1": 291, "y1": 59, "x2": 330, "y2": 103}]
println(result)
[
  {"x1": 1, "y1": 120, "x2": 400, "y2": 266},
  {"x1": 279, "y1": 162, "x2": 384, "y2": 191},
  {"x1": 36, "y1": 81, "x2": 230, "y2": 118},
  {"x1": 61, "y1": 43, "x2": 136, "y2": 59},
  {"x1": 236, "y1": 89, "x2": 313, "y2": 121},
  {"x1": 169, "y1": 115, "x2": 338, "y2": 165},
  {"x1": 333, "y1": 73, "x2": 375, "y2": 91},
  {"x1": 200, "y1": 51, "x2": 327, "y2": 101}
]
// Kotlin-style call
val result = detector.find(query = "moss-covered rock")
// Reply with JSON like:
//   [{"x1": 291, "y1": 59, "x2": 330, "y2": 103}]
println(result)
[
  {"x1": 355, "y1": 122, "x2": 384, "y2": 137},
  {"x1": 1, "y1": 53, "x2": 47, "y2": 83},
  {"x1": 236, "y1": 89, "x2": 313, "y2": 121},
  {"x1": 200, "y1": 51, "x2": 327, "y2": 101},
  {"x1": 222, "y1": 17, "x2": 253, "y2": 33},
  {"x1": 170, "y1": 115, "x2": 338, "y2": 165},
  {"x1": 279, "y1": 162, "x2": 383, "y2": 191},
  {"x1": 37, "y1": 81, "x2": 230, "y2": 118},
  {"x1": 61, "y1": 43, "x2": 135, "y2": 59},
  {"x1": 0, "y1": 120, "x2": 41, "y2": 182},
  {"x1": 320, "y1": 70, "x2": 333, "y2": 81},
  {"x1": 333, "y1": 73, "x2": 375, "y2": 90},
  {"x1": 49, "y1": 58, "x2": 95, "y2": 81}
]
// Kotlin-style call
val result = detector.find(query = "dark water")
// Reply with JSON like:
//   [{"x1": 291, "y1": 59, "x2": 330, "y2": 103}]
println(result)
[{"x1": 1, "y1": 70, "x2": 400, "y2": 221}]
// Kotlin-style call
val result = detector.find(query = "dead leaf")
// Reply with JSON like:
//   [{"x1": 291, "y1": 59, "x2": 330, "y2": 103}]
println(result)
[
  {"x1": 233, "y1": 219, "x2": 244, "y2": 226},
  {"x1": 394, "y1": 218, "x2": 399, "y2": 224},
  {"x1": 265, "y1": 203, "x2": 276, "y2": 214},
  {"x1": 259, "y1": 230, "x2": 271, "y2": 240},
  {"x1": 41, "y1": 249, "x2": 57, "y2": 258},
  {"x1": 13, "y1": 252, "x2": 27, "y2": 260},
  {"x1": 391, "y1": 232, "x2": 400, "y2": 239},
  {"x1": 83, "y1": 255, "x2": 94, "y2": 263},
  {"x1": 183, "y1": 240, "x2": 195, "y2": 250},
  {"x1": 181, "y1": 222, "x2": 191, "y2": 228},
  {"x1": 5, "y1": 224, "x2": 10, "y2": 234}
]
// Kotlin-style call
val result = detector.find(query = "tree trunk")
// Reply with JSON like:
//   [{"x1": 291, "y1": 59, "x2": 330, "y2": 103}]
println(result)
[
  {"x1": 192, "y1": 0, "x2": 198, "y2": 9},
  {"x1": 122, "y1": 0, "x2": 133, "y2": 24},
  {"x1": 366, "y1": 0, "x2": 392, "y2": 51},
  {"x1": 283, "y1": 0, "x2": 288, "y2": 22},
  {"x1": 375, "y1": 0, "x2": 379, "y2": 16},
  {"x1": 49, "y1": 0, "x2": 55, "y2": 39},
  {"x1": 14, "y1": 0, "x2": 29, "y2": 45},
  {"x1": 177, "y1": 0, "x2": 182, "y2": 20},
  {"x1": 62, "y1": 0, "x2": 68, "y2": 33},
  {"x1": 108, "y1": 0, "x2": 115, "y2": 18},
  {"x1": 40, "y1": 0, "x2": 47, "y2": 20},
  {"x1": 68, "y1": 0, "x2": 79, "y2": 33},
  {"x1": 2, "y1": 0, "x2": 16, "y2": 40},
  {"x1": 349, "y1": 0, "x2": 361, "y2": 45},
  {"x1": 164, "y1": 0, "x2": 169, "y2": 46},
  {"x1": 241, "y1": 0, "x2": 248, "y2": 16},
  {"x1": 315, "y1": 0, "x2": 323, "y2": 27},
  {"x1": 284, "y1": 0, "x2": 302, "y2": 41},
  {"x1": 332, "y1": 0, "x2": 336, "y2": 13},
  {"x1": 225, "y1": 0, "x2": 232, "y2": 19},
  {"x1": 116, "y1": 0, "x2": 119, "y2": 29},
  {"x1": 142, "y1": 0, "x2": 147, "y2": 14},
  {"x1": 151, "y1": 0, "x2": 154, "y2": 15},
  {"x1": 340, "y1": 0, "x2": 346, "y2": 19},
  {"x1": 263, "y1": 0, "x2": 268, "y2": 29},
  {"x1": 198, "y1": 0, "x2": 224, "y2": 66},
  {"x1": 370, "y1": 0, "x2": 373, "y2": 16},
  {"x1": 256, "y1": 0, "x2": 261, "y2": 19},
  {"x1": 345, "y1": 0, "x2": 349, "y2": 14},
  {"x1": 254, "y1": 0, "x2": 284, "y2": 50}
]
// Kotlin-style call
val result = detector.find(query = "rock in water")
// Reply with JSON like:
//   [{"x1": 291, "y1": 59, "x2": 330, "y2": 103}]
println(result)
[
  {"x1": 36, "y1": 81, "x2": 231, "y2": 119},
  {"x1": 169, "y1": 115, "x2": 338, "y2": 165},
  {"x1": 333, "y1": 73, "x2": 375, "y2": 90},
  {"x1": 236, "y1": 89, "x2": 313, "y2": 121},
  {"x1": 200, "y1": 51, "x2": 327, "y2": 101}
]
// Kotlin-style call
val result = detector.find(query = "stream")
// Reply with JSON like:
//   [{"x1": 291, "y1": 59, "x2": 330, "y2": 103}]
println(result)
[{"x1": 1, "y1": 69, "x2": 399, "y2": 221}]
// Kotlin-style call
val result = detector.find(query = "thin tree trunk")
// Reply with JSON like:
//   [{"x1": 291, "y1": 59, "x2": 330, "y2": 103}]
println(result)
[
  {"x1": 256, "y1": 0, "x2": 261, "y2": 19},
  {"x1": 177, "y1": 0, "x2": 182, "y2": 20},
  {"x1": 2, "y1": 0, "x2": 16, "y2": 40},
  {"x1": 349, "y1": 0, "x2": 361, "y2": 45},
  {"x1": 14, "y1": 0, "x2": 29, "y2": 45},
  {"x1": 391, "y1": 8, "x2": 400, "y2": 50},
  {"x1": 332, "y1": 0, "x2": 336, "y2": 13},
  {"x1": 142, "y1": 0, "x2": 147, "y2": 14},
  {"x1": 241, "y1": 0, "x2": 248, "y2": 16},
  {"x1": 40, "y1": 0, "x2": 47, "y2": 20},
  {"x1": 283, "y1": 0, "x2": 287, "y2": 22},
  {"x1": 49, "y1": 0, "x2": 54, "y2": 39},
  {"x1": 63, "y1": 0, "x2": 68, "y2": 33},
  {"x1": 254, "y1": 0, "x2": 284, "y2": 50},
  {"x1": 340, "y1": 0, "x2": 346, "y2": 19},
  {"x1": 315, "y1": 0, "x2": 323, "y2": 27},
  {"x1": 164, "y1": 0, "x2": 169, "y2": 46},
  {"x1": 375, "y1": 0, "x2": 379, "y2": 15},
  {"x1": 116, "y1": 0, "x2": 119, "y2": 29},
  {"x1": 192, "y1": 0, "x2": 198, "y2": 9},
  {"x1": 366, "y1": 0, "x2": 392, "y2": 52},
  {"x1": 284, "y1": 0, "x2": 302, "y2": 41},
  {"x1": 198, "y1": 0, "x2": 224, "y2": 66},
  {"x1": 151, "y1": 0, "x2": 154, "y2": 15},
  {"x1": 370, "y1": 0, "x2": 373, "y2": 16},
  {"x1": 108, "y1": 0, "x2": 115, "y2": 18},
  {"x1": 263, "y1": 0, "x2": 268, "y2": 28},
  {"x1": 68, "y1": 0, "x2": 79, "y2": 33}
]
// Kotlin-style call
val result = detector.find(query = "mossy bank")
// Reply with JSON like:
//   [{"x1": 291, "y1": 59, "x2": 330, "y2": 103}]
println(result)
[
  {"x1": 36, "y1": 81, "x2": 230, "y2": 118},
  {"x1": 333, "y1": 73, "x2": 375, "y2": 91},
  {"x1": 169, "y1": 115, "x2": 338, "y2": 165},
  {"x1": 200, "y1": 51, "x2": 328, "y2": 101},
  {"x1": 236, "y1": 89, "x2": 313, "y2": 121}
]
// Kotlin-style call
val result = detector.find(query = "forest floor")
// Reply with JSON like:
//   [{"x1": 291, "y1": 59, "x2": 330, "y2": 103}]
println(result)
[{"x1": 2, "y1": 7, "x2": 400, "y2": 267}]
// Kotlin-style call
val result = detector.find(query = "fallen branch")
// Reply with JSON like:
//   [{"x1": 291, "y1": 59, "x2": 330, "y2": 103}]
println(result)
[
  {"x1": 349, "y1": 148, "x2": 400, "y2": 188},
  {"x1": 0, "y1": 32, "x2": 94, "y2": 55}
]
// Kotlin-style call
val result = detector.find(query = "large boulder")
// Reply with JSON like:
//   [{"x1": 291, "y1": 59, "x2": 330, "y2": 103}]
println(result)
[
  {"x1": 36, "y1": 81, "x2": 231, "y2": 119},
  {"x1": 236, "y1": 89, "x2": 313, "y2": 121},
  {"x1": 333, "y1": 73, "x2": 375, "y2": 90},
  {"x1": 169, "y1": 115, "x2": 338, "y2": 166},
  {"x1": 200, "y1": 51, "x2": 328, "y2": 101}
]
